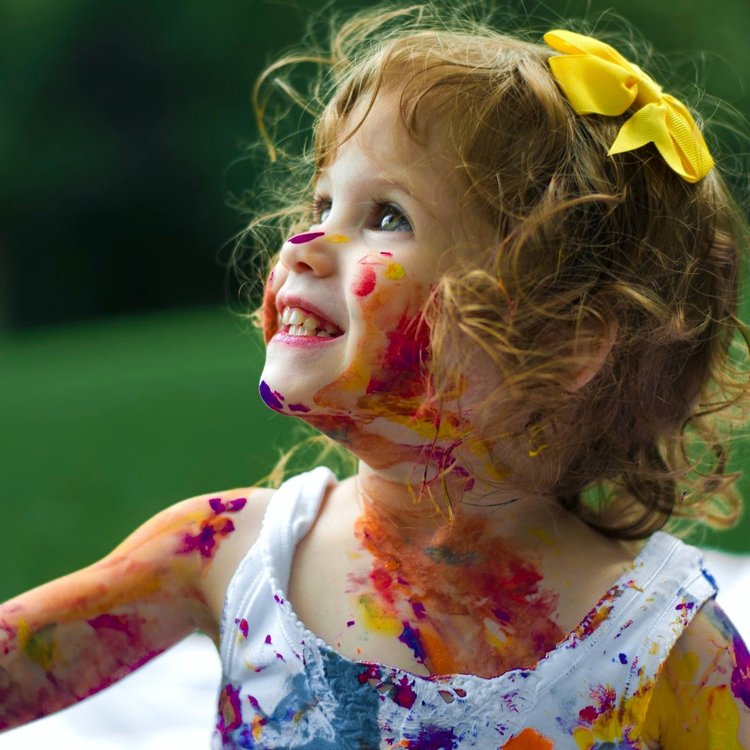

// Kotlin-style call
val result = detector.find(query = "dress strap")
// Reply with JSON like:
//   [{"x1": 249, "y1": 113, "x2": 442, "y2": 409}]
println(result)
[{"x1": 258, "y1": 466, "x2": 337, "y2": 593}]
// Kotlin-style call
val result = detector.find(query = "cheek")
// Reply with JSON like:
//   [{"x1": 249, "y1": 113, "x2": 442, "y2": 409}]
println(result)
[{"x1": 261, "y1": 265, "x2": 285, "y2": 344}]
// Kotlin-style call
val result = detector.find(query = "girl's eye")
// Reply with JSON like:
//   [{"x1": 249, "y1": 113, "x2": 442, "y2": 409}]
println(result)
[
  {"x1": 312, "y1": 196, "x2": 332, "y2": 224},
  {"x1": 374, "y1": 203, "x2": 412, "y2": 233}
]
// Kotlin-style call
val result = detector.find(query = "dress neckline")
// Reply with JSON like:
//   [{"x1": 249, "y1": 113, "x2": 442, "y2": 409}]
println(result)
[{"x1": 261, "y1": 470, "x2": 685, "y2": 688}]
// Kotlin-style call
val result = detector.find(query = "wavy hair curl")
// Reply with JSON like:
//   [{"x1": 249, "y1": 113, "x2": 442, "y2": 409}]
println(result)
[{"x1": 235, "y1": 2, "x2": 750, "y2": 540}]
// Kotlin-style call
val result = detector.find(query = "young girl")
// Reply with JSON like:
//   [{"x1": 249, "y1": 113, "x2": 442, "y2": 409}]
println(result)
[{"x1": 2, "y1": 4, "x2": 750, "y2": 748}]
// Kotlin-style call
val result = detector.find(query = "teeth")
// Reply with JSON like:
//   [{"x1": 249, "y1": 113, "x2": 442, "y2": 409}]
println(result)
[{"x1": 280, "y1": 306, "x2": 339, "y2": 337}]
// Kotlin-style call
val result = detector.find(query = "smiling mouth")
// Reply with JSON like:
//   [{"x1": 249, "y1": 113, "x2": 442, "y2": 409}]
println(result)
[{"x1": 277, "y1": 306, "x2": 343, "y2": 338}]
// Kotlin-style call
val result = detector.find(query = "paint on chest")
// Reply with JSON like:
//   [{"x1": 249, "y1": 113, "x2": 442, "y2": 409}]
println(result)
[{"x1": 349, "y1": 512, "x2": 563, "y2": 676}]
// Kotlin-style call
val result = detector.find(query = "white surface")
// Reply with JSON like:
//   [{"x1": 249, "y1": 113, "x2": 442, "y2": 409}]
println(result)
[
  {"x1": 1, "y1": 550, "x2": 748, "y2": 749},
  {"x1": 0, "y1": 634, "x2": 222, "y2": 749}
]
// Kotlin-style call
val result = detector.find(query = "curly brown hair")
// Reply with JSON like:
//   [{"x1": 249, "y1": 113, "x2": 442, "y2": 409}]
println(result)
[{"x1": 236, "y1": 3, "x2": 750, "y2": 540}]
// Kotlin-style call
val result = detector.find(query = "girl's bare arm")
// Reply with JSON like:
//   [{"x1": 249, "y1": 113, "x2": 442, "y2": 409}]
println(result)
[{"x1": 0, "y1": 486, "x2": 270, "y2": 731}]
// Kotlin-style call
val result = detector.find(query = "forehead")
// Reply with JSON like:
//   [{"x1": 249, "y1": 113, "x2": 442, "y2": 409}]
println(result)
[{"x1": 317, "y1": 94, "x2": 457, "y2": 200}]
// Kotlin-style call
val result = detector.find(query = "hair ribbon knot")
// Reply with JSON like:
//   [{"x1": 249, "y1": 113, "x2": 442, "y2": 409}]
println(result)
[{"x1": 544, "y1": 30, "x2": 714, "y2": 183}]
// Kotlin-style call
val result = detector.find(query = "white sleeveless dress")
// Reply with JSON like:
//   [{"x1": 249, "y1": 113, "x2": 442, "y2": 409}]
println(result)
[{"x1": 213, "y1": 467, "x2": 718, "y2": 749}]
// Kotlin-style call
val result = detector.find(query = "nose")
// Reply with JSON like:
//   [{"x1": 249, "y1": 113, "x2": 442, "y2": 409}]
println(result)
[{"x1": 279, "y1": 230, "x2": 337, "y2": 277}]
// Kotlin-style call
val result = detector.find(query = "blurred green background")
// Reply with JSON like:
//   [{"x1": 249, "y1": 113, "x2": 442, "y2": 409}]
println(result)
[{"x1": 1, "y1": 0, "x2": 749, "y2": 601}]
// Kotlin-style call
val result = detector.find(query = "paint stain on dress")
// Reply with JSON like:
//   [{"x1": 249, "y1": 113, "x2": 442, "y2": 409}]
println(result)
[
  {"x1": 502, "y1": 728, "x2": 554, "y2": 749},
  {"x1": 731, "y1": 634, "x2": 750, "y2": 709}
]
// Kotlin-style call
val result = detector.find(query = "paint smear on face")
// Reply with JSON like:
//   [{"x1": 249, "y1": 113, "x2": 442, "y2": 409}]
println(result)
[
  {"x1": 353, "y1": 265, "x2": 377, "y2": 297},
  {"x1": 288, "y1": 402, "x2": 311, "y2": 413},
  {"x1": 385, "y1": 262, "x2": 405, "y2": 280},
  {"x1": 365, "y1": 311, "x2": 431, "y2": 399},
  {"x1": 288, "y1": 231, "x2": 325, "y2": 244},
  {"x1": 326, "y1": 233, "x2": 349, "y2": 243},
  {"x1": 259, "y1": 380, "x2": 285, "y2": 411},
  {"x1": 502, "y1": 728, "x2": 554, "y2": 749}
]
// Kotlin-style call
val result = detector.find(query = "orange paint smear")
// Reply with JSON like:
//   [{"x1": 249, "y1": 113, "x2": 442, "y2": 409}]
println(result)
[{"x1": 354, "y1": 511, "x2": 563, "y2": 676}]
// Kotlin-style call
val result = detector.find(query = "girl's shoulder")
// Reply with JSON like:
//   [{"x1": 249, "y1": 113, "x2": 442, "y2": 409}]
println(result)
[{"x1": 196, "y1": 484, "x2": 277, "y2": 636}]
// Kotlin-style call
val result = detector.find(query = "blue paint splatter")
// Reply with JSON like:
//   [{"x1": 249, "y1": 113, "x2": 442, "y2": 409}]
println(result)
[{"x1": 618, "y1": 652, "x2": 628, "y2": 664}]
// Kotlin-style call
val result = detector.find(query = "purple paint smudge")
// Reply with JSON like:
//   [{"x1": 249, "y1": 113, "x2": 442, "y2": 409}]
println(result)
[
  {"x1": 209, "y1": 497, "x2": 247, "y2": 514},
  {"x1": 288, "y1": 402, "x2": 311, "y2": 413},
  {"x1": 288, "y1": 231, "x2": 325, "y2": 245},
  {"x1": 731, "y1": 635, "x2": 750, "y2": 709},
  {"x1": 180, "y1": 518, "x2": 235, "y2": 558},
  {"x1": 216, "y1": 683, "x2": 243, "y2": 741},
  {"x1": 411, "y1": 602, "x2": 427, "y2": 620},
  {"x1": 405, "y1": 726, "x2": 458, "y2": 749},
  {"x1": 259, "y1": 380, "x2": 285, "y2": 411},
  {"x1": 235, "y1": 618, "x2": 249, "y2": 638},
  {"x1": 618, "y1": 652, "x2": 628, "y2": 664},
  {"x1": 398, "y1": 622, "x2": 427, "y2": 663}
]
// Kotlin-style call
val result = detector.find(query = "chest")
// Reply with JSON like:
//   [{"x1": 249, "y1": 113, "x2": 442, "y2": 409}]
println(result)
[{"x1": 287, "y1": 511, "x2": 633, "y2": 678}]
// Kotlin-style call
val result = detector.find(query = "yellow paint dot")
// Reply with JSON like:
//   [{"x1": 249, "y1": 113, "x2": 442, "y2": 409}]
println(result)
[
  {"x1": 325, "y1": 233, "x2": 349, "y2": 244},
  {"x1": 528, "y1": 443, "x2": 549, "y2": 458},
  {"x1": 358, "y1": 594, "x2": 402, "y2": 637},
  {"x1": 529, "y1": 527, "x2": 556, "y2": 547},
  {"x1": 385, "y1": 262, "x2": 405, "y2": 280}
]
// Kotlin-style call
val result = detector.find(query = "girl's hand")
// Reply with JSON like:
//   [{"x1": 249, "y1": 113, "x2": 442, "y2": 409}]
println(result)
[
  {"x1": 643, "y1": 599, "x2": 750, "y2": 749},
  {"x1": 0, "y1": 485, "x2": 271, "y2": 731}
]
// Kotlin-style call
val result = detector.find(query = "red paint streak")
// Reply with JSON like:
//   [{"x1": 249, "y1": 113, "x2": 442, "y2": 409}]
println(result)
[
  {"x1": 366, "y1": 312, "x2": 431, "y2": 397},
  {"x1": 353, "y1": 266, "x2": 377, "y2": 297},
  {"x1": 379, "y1": 251, "x2": 393, "y2": 257},
  {"x1": 357, "y1": 663, "x2": 383, "y2": 684},
  {"x1": 578, "y1": 704, "x2": 598, "y2": 723},
  {"x1": 235, "y1": 618, "x2": 249, "y2": 638}
]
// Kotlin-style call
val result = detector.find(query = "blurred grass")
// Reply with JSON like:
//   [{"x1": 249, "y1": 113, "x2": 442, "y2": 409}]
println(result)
[
  {"x1": 1, "y1": 306, "x2": 748, "y2": 602},
  {"x1": 0, "y1": 307, "x2": 295, "y2": 600}
]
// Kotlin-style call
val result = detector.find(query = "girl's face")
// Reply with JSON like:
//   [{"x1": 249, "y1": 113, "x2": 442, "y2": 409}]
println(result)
[{"x1": 260, "y1": 94, "x2": 489, "y2": 431}]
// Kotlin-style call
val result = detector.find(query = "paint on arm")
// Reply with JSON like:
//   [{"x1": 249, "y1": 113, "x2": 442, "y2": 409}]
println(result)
[
  {"x1": 0, "y1": 490, "x2": 251, "y2": 731},
  {"x1": 642, "y1": 599, "x2": 750, "y2": 749}
]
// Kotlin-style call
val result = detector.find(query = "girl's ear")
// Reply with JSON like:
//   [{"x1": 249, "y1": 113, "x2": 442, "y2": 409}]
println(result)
[{"x1": 571, "y1": 319, "x2": 617, "y2": 392}]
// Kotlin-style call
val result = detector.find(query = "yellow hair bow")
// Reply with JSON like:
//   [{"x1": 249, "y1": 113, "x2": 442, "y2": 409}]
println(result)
[{"x1": 544, "y1": 30, "x2": 714, "y2": 183}]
